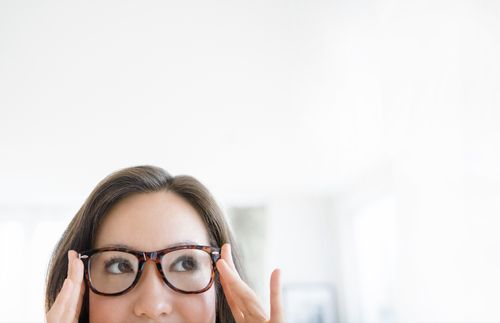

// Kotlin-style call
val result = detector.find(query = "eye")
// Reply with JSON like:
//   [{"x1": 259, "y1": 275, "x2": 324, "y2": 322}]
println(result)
[
  {"x1": 169, "y1": 255, "x2": 198, "y2": 272},
  {"x1": 105, "y1": 257, "x2": 135, "y2": 274}
]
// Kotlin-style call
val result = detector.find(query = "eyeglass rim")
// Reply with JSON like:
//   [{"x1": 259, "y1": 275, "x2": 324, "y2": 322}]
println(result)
[{"x1": 78, "y1": 244, "x2": 221, "y2": 296}]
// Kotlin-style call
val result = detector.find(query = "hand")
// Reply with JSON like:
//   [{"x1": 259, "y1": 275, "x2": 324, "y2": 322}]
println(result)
[
  {"x1": 46, "y1": 250, "x2": 85, "y2": 323},
  {"x1": 216, "y1": 244, "x2": 284, "y2": 323}
]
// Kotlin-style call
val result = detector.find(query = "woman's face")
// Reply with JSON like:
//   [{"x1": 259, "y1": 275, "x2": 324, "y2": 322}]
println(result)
[{"x1": 89, "y1": 191, "x2": 217, "y2": 323}]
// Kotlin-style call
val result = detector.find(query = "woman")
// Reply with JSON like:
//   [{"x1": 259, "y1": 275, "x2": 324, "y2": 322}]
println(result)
[{"x1": 45, "y1": 165, "x2": 283, "y2": 322}]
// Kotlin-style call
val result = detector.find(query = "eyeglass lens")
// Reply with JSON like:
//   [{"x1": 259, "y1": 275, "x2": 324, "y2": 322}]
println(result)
[{"x1": 88, "y1": 249, "x2": 214, "y2": 294}]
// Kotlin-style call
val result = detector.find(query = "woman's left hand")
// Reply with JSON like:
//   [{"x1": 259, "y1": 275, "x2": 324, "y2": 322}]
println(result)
[{"x1": 216, "y1": 244, "x2": 284, "y2": 323}]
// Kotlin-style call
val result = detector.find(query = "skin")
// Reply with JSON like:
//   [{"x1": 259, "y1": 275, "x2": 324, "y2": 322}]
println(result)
[{"x1": 46, "y1": 191, "x2": 283, "y2": 323}]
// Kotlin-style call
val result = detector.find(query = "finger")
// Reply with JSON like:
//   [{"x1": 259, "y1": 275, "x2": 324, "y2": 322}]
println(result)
[
  {"x1": 67, "y1": 250, "x2": 81, "y2": 282},
  {"x1": 217, "y1": 259, "x2": 267, "y2": 320},
  {"x1": 47, "y1": 251, "x2": 77, "y2": 321},
  {"x1": 74, "y1": 278, "x2": 86, "y2": 319},
  {"x1": 67, "y1": 250, "x2": 72, "y2": 277},
  {"x1": 219, "y1": 272, "x2": 245, "y2": 322},
  {"x1": 47, "y1": 278, "x2": 74, "y2": 321},
  {"x1": 65, "y1": 251, "x2": 85, "y2": 321},
  {"x1": 217, "y1": 259, "x2": 244, "y2": 321},
  {"x1": 221, "y1": 243, "x2": 238, "y2": 273},
  {"x1": 270, "y1": 269, "x2": 284, "y2": 322},
  {"x1": 219, "y1": 244, "x2": 247, "y2": 321}
]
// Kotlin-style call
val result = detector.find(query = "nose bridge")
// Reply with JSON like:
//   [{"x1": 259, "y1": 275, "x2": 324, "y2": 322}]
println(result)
[{"x1": 133, "y1": 259, "x2": 174, "y2": 318}]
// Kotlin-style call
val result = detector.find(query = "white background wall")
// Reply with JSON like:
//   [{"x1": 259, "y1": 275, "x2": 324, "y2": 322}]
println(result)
[{"x1": 1, "y1": 1, "x2": 499, "y2": 322}]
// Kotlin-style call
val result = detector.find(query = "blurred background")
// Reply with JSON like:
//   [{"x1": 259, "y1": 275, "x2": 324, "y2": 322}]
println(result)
[{"x1": 1, "y1": 0, "x2": 499, "y2": 322}]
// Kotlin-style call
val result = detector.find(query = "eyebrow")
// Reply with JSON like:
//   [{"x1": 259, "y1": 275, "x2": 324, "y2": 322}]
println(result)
[{"x1": 100, "y1": 240, "x2": 202, "y2": 251}]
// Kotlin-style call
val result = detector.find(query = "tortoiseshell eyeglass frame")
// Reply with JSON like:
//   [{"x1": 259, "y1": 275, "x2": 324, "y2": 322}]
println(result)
[{"x1": 78, "y1": 244, "x2": 221, "y2": 296}]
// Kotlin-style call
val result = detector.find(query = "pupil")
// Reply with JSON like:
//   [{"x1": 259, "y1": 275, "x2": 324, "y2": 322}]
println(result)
[
  {"x1": 182, "y1": 258, "x2": 196, "y2": 270},
  {"x1": 119, "y1": 262, "x2": 130, "y2": 272}
]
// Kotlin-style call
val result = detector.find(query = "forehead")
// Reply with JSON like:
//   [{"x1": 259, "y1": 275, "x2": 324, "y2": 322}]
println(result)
[{"x1": 94, "y1": 191, "x2": 210, "y2": 251}]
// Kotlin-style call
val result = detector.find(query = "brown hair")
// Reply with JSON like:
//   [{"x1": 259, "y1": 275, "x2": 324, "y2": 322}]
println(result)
[{"x1": 45, "y1": 165, "x2": 244, "y2": 322}]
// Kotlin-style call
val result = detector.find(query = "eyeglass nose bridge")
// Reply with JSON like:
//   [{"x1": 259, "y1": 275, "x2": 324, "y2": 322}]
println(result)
[
  {"x1": 141, "y1": 251, "x2": 160, "y2": 263},
  {"x1": 136, "y1": 251, "x2": 168, "y2": 288}
]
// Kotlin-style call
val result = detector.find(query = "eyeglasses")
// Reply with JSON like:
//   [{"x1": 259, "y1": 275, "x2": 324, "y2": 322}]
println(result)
[{"x1": 78, "y1": 245, "x2": 221, "y2": 296}]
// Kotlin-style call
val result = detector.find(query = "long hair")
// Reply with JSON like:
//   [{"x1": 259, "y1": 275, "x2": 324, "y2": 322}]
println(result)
[{"x1": 45, "y1": 165, "x2": 244, "y2": 322}]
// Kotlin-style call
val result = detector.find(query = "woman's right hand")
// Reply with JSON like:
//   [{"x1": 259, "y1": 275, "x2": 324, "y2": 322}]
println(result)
[
  {"x1": 217, "y1": 244, "x2": 284, "y2": 323},
  {"x1": 46, "y1": 250, "x2": 85, "y2": 323}
]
